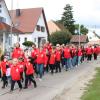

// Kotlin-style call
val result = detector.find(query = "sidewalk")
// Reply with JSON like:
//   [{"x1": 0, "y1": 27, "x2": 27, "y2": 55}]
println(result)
[{"x1": 0, "y1": 58, "x2": 99, "y2": 100}]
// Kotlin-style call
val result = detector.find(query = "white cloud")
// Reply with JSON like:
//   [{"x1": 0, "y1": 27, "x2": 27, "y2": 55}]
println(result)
[{"x1": 5, "y1": 0, "x2": 100, "y2": 27}]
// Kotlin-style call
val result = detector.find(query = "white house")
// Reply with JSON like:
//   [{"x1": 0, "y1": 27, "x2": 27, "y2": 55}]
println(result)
[
  {"x1": 0, "y1": 0, "x2": 21, "y2": 52},
  {"x1": 10, "y1": 8, "x2": 49, "y2": 48},
  {"x1": 87, "y1": 29, "x2": 100, "y2": 44}
]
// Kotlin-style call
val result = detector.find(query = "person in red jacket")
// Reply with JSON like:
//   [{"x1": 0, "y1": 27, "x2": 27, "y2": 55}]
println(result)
[
  {"x1": 12, "y1": 42, "x2": 24, "y2": 59},
  {"x1": 0, "y1": 55, "x2": 8, "y2": 88},
  {"x1": 63, "y1": 45, "x2": 72, "y2": 70},
  {"x1": 86, "y1": 45, "x2": 93, "y2": 61},
  {"x1": 93, "y1": 45, "x2": 98, "y2": 60},
  {"x1": 18, "y1": 58, "x2": 25, "y2": 82},
  {"x1": 78, "y1": 46, "x2": 82, "y2": 65},
  {"x1": 49, "y1": 48, "x2": 56, "y2": 74},
  {"x1": 36, "y1": 46, "x2": 45, "y2": 80},
  {"x1": 55, "y1": 44, "x2": 61, "y2": 73},
  {"x1": 24, "y1": 57, "x2": 37, "y2": 89},
  {"x1": 10, "y1": 58, "x2": 22, "y2": 92}
]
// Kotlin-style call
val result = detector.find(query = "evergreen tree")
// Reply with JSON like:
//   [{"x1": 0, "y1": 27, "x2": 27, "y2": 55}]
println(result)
[{"x1": 61, "y1": 4, "x2": 75, "y2": 34}]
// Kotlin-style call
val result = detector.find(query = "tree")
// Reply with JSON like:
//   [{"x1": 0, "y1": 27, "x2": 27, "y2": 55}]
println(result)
[
  {"x1": 61, "y1": 4, "x2": 75, "y2": 34},
  {"x1": 75, "y1": 24, "x2": 88, "y2": 35},
  {"x1": 50, "y1": 31, "x2": 72, "y2": 45},
  {"x1": 22, "y1": 41, "x2": 35, "y2": 47}
]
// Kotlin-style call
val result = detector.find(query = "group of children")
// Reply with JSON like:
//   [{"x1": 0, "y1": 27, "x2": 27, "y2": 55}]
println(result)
[{"x1": 0, "y1": 42, "x2": 100, "y2": 92}]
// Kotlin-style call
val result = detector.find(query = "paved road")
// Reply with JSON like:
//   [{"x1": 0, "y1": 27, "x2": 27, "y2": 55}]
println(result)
[{"x1": 0, "y1": 58, "x2": 99, "y2": 100}]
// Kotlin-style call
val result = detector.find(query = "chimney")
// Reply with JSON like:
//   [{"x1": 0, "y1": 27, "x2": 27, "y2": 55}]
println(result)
[{"x1": 16, "y1": 9, "x2": 21, "y2": 17}]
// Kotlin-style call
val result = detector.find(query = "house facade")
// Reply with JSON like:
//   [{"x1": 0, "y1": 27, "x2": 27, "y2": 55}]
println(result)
[
  {"x1": 10, "y1": 8, "x2": 49, "y2": 48},
  {"x1": 0, "y1": 0, "x2": 20, "y2": 52}
]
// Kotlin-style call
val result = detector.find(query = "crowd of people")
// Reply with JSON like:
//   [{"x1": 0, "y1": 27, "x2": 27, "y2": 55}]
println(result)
[{"x1": 0, "y1": 42, "x2": 100, "y2": 92}]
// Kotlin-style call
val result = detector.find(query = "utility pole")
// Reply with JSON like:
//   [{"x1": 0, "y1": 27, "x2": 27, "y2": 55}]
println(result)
[
  {"x1": 79, "y1": 24, "x2": 81, "y2": 47},
  {"x1": 10, "y1": 0, "x2": 13, "y2": 47}
]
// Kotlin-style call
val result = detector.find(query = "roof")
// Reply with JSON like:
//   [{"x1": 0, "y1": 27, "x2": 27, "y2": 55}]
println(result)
[
  {"x1": 47, "y1": 20, "x2": 69, "y2": 35},
  {"x1": 9, "y1": 8, "x2": 49, "y2": 34},
  {"x1": 70, "y1": 35, "x2": 88, "y2": 43},
  {"x1": 0, "y1": 22, "x2": 23, "y2": 33}
]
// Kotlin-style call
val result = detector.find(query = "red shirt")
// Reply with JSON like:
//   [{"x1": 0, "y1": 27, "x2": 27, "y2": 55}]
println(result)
[
  {"x1": 55, "y1": 50, "x2": 61, "y2": 61},
  {"x1": 12, "y1": 47, "x2": 24, "y2": 59},
  {"x1": 37, "y1": 51, "x2": 45, "y2": 64},
  {"x1": 0, "y1": 61, "x2": 8, "y2": 75},
  {"x1": 18, "y1": 61, "x2": 25, "y2": 73},
  {"x1": 11, "y1": 65, "x2": 21, "y2": 81},
  {"x1": 86, "y1": 47, "x2": 93, "y2": 55},
  {"x1": 25, "y1": 62, "x2": 34, "y2": 75},
  {"x1": 49, "y1": 53, "x2": 56, "y2": 64},
  {"x1": 64, "y1": 48, "x2": 71, "y2": 58},
  {"x1": 78, "y1": 48, "x2": 82, "y2": 56}
]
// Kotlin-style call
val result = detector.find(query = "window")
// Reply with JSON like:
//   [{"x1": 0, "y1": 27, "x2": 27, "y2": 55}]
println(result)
[
  {"x1": 36, "y1": 25, "x2": 40, "y2": 31},
  {"x1": 0, "y1": 5, "x2": 2, "y2": 8},
  {"x1": 24, "y1": 37, "x2": 27, "y2": 42},
  {"x1": 41, "y1": 26, "x2": 45, "y2": 32},
  {"x1": 19, "y1": 37, "x2": 20, "y2": 42},
  {"x1": 0, "y1": 17, "x2": 6, "y2": 23},
  {"x1": 0, "y1": 9, "x2": 2, "y2": 13},
  {"x1": 34, "y1": 38, "x2": 36, "y2": 42}
]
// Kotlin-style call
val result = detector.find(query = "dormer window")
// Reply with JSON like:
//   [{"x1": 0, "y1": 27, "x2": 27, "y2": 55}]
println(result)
[
  {"x1": 41, "y1": 26, "x2": 45, "y2": 32},
  {"x1": 36, "y1": 25, "x2": 40, "y2": 31}
]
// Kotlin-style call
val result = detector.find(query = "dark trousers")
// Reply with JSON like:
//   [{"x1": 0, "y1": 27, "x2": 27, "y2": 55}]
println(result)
[
  {"x1": 25, "y1": 74, "x2": 37, "y2": 88},
  {"x1": 94, "y1": 53, "x2": 97, "y2": 60},
  {"x1": 11, "y1": 80, "x2": 22, "y2": 91},
  {"x1": 49, "y1": 64, "x2": 55, "y2": 74},
  {"x1": 2, "y1": 74, "x2": 8, "y2": 88},
  {"x1": 55, "y1": 61, "x2": 61, "y2": 73},
  {"x1": 87, "y1": 54, "x2": 92, "y2": 61}
]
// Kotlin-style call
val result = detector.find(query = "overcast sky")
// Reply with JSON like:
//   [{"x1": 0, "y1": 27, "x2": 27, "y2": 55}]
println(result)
[{"x1": 5, "y1": 0, "x2": 100, "y2": 28}]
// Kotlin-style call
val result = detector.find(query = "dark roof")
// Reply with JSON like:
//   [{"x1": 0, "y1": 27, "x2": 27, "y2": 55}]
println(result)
[
  {"x1": 9, "y1": 8, "x2": 49, "y2": 34},
  {"x1": 70, "y1": 35, "x2": 88, "y2": 43},
  {"x1": 0, "y1": 22, "x2": 23, "y2": 33}
]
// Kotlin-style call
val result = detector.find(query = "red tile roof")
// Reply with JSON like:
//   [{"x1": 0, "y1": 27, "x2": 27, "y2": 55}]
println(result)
[
  {"x1": 0, "y1": 22, "x2": 23, "y2": 33},
  {"x1": 70, "y1": 35, "x2": 88, "y2": 43},
  {"x1": 9, "y1": 8, "x2": 49, "y2": 34}
]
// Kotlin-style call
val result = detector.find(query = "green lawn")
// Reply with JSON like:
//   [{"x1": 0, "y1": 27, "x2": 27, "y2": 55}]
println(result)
[{"x1": 81, "y1": 68, "x2": 100, "y2": 100}]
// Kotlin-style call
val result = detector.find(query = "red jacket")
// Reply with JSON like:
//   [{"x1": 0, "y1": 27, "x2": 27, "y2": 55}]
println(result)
[
  {"x1": 93, "y1": 47, "x2": 98, "y2": 54},
  {"x1": 64, "y1": 48, "x2": 71, "y2": 58},
  {"x1": 11, "y1": 65, "x2": 21, "y2": 81},
  {"x1": 86, "y1": 47, "x2": 93, "y2": 55},
  {"x1": 12, "y1": 47, "x2": 24, "y2": 59},
  {"x1": 36, "y1": 51, "x2": 45, "y2": 64},
  {"x1": 25, "y1": 62, "x2": 34, "y2": 75},
  {"x1": 0, "y1": 61, "x2": 7, "y2": 75},
  {"x1": 49, "y1": 53, "x2": 56, "y2": 64},
  {"x1": 78, "y1": 48, "x2": 82, "y2": 56},
  {"x1": 55, "y1": 50, "x2": 61, "y2": 61},
  {"x1": 18, "y1": 61, "x2": 25, "y2": 73}
]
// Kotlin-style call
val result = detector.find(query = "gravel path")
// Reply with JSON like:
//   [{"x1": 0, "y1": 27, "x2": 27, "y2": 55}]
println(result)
[{"x1": 0, "y1": 58, "x2": 99, "y2": 100}]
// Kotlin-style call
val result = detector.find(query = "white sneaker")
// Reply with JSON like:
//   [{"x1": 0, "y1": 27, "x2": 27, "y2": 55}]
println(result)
[{"x1": 39, "y1": 78, "x2": 42, "y2": 81}]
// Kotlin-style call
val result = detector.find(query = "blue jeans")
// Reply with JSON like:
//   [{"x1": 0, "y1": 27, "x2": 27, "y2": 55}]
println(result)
[
  {"x1": 72, "y1": 56, "x2": 77, "y2": 66},
  {"x1": 78, "y1": 56, "x2": 82, "y2": 65},
  {"x1": 37, "y1": 64, "x2": 44, "y2": 78},
  {"x1": 65, "y1": 58, "x2": 72, "y2": 70}
]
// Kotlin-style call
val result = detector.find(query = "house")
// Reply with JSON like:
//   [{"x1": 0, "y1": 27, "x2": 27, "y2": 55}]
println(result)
[
  {"x1": 47, "y1": 20, "x2": 68, "y2": 35},
  {"x1": 0, "y1": 0, "x2": 22, "y2": 52},
  {"x1": 10, "y1": 8, "x2": 49, "y2": 48},
  {"x1": 70, "y1": 35, "x2": 88, "y2": 45},
  {"x1": 87, "y1": 30, "x2": 100, "y2": 44}
]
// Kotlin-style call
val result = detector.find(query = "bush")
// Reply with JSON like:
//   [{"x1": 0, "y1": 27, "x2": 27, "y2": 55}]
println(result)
[
  {"x1": 22, "y1": 41, "x2": 35, "y2": 47},
  {"x1": 50, "y1": 31, "x2": 72, "y2": 45}
]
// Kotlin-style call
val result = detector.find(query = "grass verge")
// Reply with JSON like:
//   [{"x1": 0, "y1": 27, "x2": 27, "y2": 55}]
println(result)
[{"x1": 81, "y1": 67, "x2": 100, "y2": 100}]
